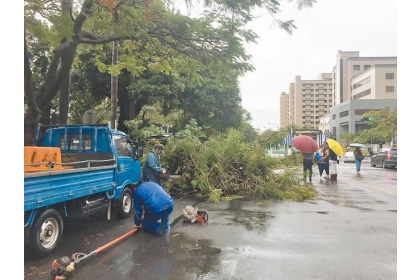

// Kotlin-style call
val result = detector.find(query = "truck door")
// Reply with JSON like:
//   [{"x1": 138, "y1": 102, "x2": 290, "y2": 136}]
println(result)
[{"x1": 113, "y1": 134, "x2": 141, "y2": 185}]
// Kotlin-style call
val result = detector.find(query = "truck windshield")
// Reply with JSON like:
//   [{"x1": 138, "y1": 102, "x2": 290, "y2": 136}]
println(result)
[{"x1": 113, "y1": 135, "x2": 134, "y2": 157}]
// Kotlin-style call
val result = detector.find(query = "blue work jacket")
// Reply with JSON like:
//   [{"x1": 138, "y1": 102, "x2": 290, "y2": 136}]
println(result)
[
  {"x1": 133, "y1": 181, "x2": 174, "y2": 226},
  {"x1": 142, "y1": 148, "x2": 164, "y2": 185}
]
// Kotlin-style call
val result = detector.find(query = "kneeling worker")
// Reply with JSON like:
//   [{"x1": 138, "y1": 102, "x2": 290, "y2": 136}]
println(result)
[{"x1": 133, "y1": 181, "x2": 174, "y2": 236}]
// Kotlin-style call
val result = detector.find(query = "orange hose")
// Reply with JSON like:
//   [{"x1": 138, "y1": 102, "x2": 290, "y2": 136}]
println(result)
[{"x1": 93, "y1": 227, "x2": 138, "y2": 254}]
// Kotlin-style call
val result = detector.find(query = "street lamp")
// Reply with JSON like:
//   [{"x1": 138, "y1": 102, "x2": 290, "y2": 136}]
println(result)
[
  {"x1": 267, "y1": 123, "x2": 279, "y2": 130},
  {"x1": 361, "y1": 117, "x2": 373, "y2": 145}
]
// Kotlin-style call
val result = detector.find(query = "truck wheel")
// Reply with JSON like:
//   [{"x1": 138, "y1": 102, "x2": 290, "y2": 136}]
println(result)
[
  {"x1": 29, "y1": 209, "x2": 63, "y2": 258},
  {"x1": 116, "y1": 188, "x2": 133, "y2": 219}
]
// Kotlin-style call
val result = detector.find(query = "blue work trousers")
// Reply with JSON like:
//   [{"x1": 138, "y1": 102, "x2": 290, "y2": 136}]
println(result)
[{"x1": 142, "y1": 204, "x2": 174, "y2": 236}]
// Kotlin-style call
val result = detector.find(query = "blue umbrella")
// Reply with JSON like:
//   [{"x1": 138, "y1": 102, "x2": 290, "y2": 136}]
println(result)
[{"x1": 349, "y1": 143, "x2": 366, "y2": 149}]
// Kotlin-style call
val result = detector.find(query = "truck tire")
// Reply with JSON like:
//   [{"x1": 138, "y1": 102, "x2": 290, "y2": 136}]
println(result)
[
  {"x1": 115, "y1": 188, "x2": 133, "y2": 219},
  {"x1": 29, "y1": 209, "x2": 63, "y2": 258}
]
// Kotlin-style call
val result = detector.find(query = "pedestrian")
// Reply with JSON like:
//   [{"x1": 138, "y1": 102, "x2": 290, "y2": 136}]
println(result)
[
  {"x1": 143, "y1": 143, "x2": 166, "y2": 186},
  {"x1": 133, "y1": 181, "x2": 174, "y2": 236},
  {"x1": 368, "y1": 147, "x2": 374, "y2": 159},
  {"x1": 328, "y1": 147, "x2": 339, "y2": 182},
  {"x1": 354, "y1": 147, "x2": 364, "y2": 174},
  {"x1": 302, "y1": 151, "x2": 315, "y2": 182},
  {"x1": 320, "y1": 142, "x2": 330, "y2": 180},
  {"x1": 314, "y1": 148, "x2": 325, "y2": 177}
]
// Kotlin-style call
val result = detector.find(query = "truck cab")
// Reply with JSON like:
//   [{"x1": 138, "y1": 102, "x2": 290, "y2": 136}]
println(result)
[{"x1": 35, "y1": 123, "x2": 142, "y2": 183}]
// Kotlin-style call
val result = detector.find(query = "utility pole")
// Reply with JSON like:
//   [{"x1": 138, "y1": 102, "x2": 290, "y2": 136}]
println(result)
[
  {"x1": 110, "y1": 40, "x2": 119, "y2": 129},
  {"x1": 369, "y1": 116, "x2": 374, "y2": 145}
]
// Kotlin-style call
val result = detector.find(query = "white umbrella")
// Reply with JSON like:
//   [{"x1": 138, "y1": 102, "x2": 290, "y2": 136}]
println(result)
[{"x1": 349, "y1": 143, "x2": 366, "y2": 149}]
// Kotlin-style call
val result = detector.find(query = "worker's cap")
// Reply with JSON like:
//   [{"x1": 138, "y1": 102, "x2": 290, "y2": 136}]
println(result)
[{"x1": 155, "y1": 144, "x2": 165, "y2": 151}]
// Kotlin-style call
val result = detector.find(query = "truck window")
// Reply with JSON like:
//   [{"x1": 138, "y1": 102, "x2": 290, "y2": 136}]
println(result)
[
  {"x1": 114, "y1": 135, "x2": 133, "y2": 157},
  {"x1": 58, "y1": 134, "x2": 92, "y2": 151}
]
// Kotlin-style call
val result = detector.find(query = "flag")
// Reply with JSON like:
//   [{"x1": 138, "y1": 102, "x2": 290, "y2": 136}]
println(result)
[
  {"x1": 317, "y1": 133, "x2": 326, "y2": 147},
  {"x1": 283, "y1": 133, "x2": 292, "y2": 146}
]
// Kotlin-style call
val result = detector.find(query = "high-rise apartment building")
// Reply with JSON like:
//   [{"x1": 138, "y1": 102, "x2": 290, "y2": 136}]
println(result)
[
  {"x1": 279, "y1": 92, "x2": 289, "y2": 129},
  {"x1": 288, "y1": 73, "x2": 333, "y2": 129}
]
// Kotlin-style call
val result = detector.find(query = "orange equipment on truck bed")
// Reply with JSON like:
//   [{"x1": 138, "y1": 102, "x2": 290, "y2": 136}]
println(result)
[{"x1": 24, "y1": 146, "x2": 64, "y2": 173}]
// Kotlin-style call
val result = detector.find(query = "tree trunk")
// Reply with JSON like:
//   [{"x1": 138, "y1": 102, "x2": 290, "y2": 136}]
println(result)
[
  {"x1": 24, "y1": 41, "x2": 77, "y2": 143},
  {"x1": 24, "y1": 38, "x2": 40, "y2": 146},
  {"x1": 111, "y1": 41, "x2": 119, "y2": 129},
  {"x1": 59, "y1": 74, "x2": 70, "y2": 124}
]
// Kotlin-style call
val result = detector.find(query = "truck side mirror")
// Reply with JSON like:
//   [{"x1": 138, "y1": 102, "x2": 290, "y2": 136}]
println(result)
[{"x1": 136, "y1": 146, "x2": 143, "y2": 159}]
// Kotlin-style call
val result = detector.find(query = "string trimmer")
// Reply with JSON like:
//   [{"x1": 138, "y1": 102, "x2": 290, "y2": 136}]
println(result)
[{"x1": 50, "y1": 227, "x2": 139, "y2": 280}]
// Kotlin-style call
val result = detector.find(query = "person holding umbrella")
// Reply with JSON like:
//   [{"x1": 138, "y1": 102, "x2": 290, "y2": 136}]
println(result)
[
  {"x1": 353, "y1": 147, "x2": 364, "y2": 174},
  {"x1": 326, "y1": 139, "x2": 344, "y2": 182},
  {"x1": 328, "y1": 148, "x2": 338, "y2": 182},
  {"x1": 291, "y1": 135, "x2": 319, "y2": 183},
  {"x1": 302, "y1": 151, "x2": 315, "y2": 182}
]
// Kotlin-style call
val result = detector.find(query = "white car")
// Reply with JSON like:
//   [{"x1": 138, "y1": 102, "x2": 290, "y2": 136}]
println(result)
[
  {"x1": 267, "y1": 150, "x2": 285, "y2": 158},
  {"x1": 342, "y1": 151, "x2": 355, "y2": 163}
]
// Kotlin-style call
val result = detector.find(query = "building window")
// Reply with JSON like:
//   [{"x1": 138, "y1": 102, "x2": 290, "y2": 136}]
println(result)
[
  {"x1": 339, "y1": 110, "x2": 349, "y2": 118},
  {"x1": 386, "y1": 86, "x2": 395, "y2": 92},
  {"x1": 355, "y1": 109, "x2": 380, "y2": 115},
  {"x1": 353, "y1": 65, "x2": 360, "y2": 70},
  {"x1": 386, "y1": 73, "x2": 394, "y2": 79},
  {"x1": 364, "y1": 65, "x2": 370, "y2": 70},
  {"x1": 353, "y1": 76, "x2": 371, "y2": 89},
  {"x1": 353, "y1": 88, "x2": 371, "y2": 99},
  {"x1": 332, "y1": 114, "x2": 336, "y2": 120}
]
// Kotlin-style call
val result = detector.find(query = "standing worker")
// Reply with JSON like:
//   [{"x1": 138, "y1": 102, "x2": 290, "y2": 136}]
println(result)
[
  {"x1": 353, "y1": 147, "x2": 364, "y2": 174},
  {"x1": 143, "y1": 144, "x2": 166, "y2": 186},
  {"x1": 133, "y1": 181, "x2": 174, "y2": 236}
]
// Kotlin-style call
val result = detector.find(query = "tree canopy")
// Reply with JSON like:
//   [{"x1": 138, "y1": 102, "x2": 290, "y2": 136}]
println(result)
[{"x1": 24, "y1": 0, "x2": 317, "y2": 145}]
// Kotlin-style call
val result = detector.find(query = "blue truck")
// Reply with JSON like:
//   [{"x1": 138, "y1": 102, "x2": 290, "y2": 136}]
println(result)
[{"x1": 24, "y1": 123, "x2": 143, "y2": 258}]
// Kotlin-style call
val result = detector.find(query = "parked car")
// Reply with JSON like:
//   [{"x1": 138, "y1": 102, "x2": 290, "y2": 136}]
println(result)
[
  {"x1": 370, "y1": 148, "x2": 397, "y2": 168},
  {"x1": 342, "y1": 151, "x2": 355, "y2": 163}
]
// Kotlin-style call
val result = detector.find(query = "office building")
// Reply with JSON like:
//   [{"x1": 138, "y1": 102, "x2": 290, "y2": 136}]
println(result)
[{"x1": 332, "y1": 50, "x2": 397, "y2": 104}]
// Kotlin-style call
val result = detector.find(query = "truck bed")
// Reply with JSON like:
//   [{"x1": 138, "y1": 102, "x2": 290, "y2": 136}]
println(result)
[{"x1": 24, "y1": 165, "x2": 117, "y2": 212}]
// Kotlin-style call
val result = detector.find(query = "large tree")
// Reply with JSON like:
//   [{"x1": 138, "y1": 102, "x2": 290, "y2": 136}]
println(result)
[{"x1": 24, "y1": 0, "x2": 316, "y2": 145}]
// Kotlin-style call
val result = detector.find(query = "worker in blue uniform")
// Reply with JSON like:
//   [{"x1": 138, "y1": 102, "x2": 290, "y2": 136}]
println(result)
[
  {"x1": 143, "y1": 144, "x2": 166, "y2": 186},
  {"x1": 133, "y1": 181, "x2": 174, "y2": 236}
]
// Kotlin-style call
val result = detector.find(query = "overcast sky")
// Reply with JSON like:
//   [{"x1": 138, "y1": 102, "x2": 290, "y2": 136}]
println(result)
[{"x1": 238, "y1": 0, "x2": 397, "y2": 131}]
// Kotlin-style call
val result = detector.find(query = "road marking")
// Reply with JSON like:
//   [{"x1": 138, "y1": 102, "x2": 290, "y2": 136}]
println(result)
[
  {"x1": 340, "y1": 172, "x2": 397, "y2": 196},
  {"x1": 372, "y1": 185, "x2": 397, "y2": 196}
]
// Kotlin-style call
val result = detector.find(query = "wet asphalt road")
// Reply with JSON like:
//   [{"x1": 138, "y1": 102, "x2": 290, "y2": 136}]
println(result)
[{"x1": 24, "y1": 162, "x2": 397, "y2": 280}]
